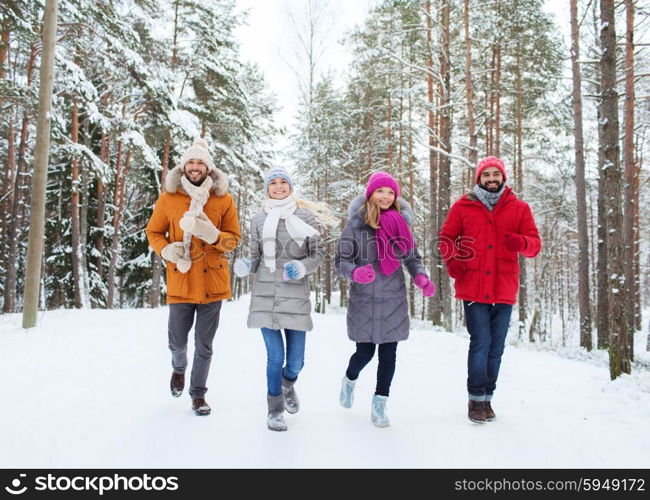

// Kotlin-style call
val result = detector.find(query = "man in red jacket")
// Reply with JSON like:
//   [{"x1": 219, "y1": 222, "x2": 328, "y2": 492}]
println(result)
[{"x1": 439, "y1": 156, "x2": 541, "y2": 424}]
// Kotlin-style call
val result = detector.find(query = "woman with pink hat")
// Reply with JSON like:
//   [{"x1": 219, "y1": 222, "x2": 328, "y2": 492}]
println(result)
[{"x1": 335, "y1": 171, "x2": 435, "y2": 427}]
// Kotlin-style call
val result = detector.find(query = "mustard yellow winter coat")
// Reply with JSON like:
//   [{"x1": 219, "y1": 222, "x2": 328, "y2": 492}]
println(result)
[{"x1": 146, "y1": 165, "x2": 240, "y2": 304}]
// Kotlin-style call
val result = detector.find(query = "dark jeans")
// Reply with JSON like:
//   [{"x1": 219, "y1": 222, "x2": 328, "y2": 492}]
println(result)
[
  {"x1": 168, "y1": 301, "x2": 222, "y2": 399},
  {"x1": 345, "y1": 342, "x2": 398, "y2": 397},
  {"x1": 463, "y1": 301, "x2": 513, "y2": 401},
  {"x1": 260, "y1": 328, "x2": 306, "y2": 397}
]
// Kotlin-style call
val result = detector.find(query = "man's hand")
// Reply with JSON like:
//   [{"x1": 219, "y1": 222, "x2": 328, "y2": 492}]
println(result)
[
  {"x1": 161, "y1": 242, "x2": 185, "y2": 263},
  {"x1": 180, "y1": 212, "x2": 220, "y2": 244},
  {"x1": 446, "y1": 259, "x2": 466, "y2": 280},
  {"x1": 504, "y1": 233, "x2": 526, "y2": 253}
]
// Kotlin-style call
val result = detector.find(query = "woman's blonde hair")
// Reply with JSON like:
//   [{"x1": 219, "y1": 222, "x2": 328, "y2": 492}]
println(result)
[
  {"x1": 364, "y1": 198, "x2": 400, "y2": 229},
  {"x1": 294, "y1": 195, "x2": 338, "y2": 228}
]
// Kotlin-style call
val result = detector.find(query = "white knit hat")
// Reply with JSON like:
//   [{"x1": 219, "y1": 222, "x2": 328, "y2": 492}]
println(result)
[{"x1": 179, "y1": 138, "x2": 216, "y2": 173}]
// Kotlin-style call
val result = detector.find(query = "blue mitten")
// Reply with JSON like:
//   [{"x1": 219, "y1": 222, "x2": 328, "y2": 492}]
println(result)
[
  {"x1": 233, "y1": 258, "x2": 252, "y2": 278},
  {"x1": 282, "y1": 260, "x2": 306, "y2": 281}
]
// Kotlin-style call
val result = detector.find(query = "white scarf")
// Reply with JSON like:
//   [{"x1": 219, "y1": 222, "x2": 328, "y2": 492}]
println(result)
[
  {"x1": 262, "y1": 197, "x2": 319, "y2": 272},
  {"x1": 180, "y1": 174, "x2": 214, "y2": 267}
]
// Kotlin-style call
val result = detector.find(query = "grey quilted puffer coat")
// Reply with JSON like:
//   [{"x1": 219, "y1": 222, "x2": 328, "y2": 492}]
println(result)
[
  {"x1": 247, "y1": 207, "x2": 324, "y2": 331},
  {"x1": 335, "y1": 195, "x2": 426, "y2": 344}
]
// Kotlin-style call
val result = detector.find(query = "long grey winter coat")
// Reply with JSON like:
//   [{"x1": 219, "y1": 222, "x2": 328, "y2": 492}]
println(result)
[
  {"x1": 247, "y1": 207, "x2": 324, "y2": 331},
  {"x1": 335, "y1": 195, "x2": 426, "y2": 344}
]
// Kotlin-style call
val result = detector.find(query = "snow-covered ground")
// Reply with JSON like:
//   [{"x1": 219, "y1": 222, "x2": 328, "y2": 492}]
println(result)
[{"x1": 1, "y1": 296, "x2": 649, "y2": 468}]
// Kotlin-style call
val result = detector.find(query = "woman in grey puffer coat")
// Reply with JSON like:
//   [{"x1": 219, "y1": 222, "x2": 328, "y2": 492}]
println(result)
[
  {"x1": 335, "y1": 171, "x2": 435, "y2": 428},
  {"x1": 234, "y1": 166, "x2": 334, "y2": 432}
]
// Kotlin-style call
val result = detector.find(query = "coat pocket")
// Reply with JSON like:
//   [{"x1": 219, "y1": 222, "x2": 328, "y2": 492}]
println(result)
[
  {"x1": 495, "y1": 257, "x2": 519, "y2": 301},
  {"x1": 166, "y1": 262, "x2": 191, "y2": 299},
  {"x1": 205, "y1": 252, "x2": 229, "y2": 296},
  {"x1": 456, "y1": 256, "x2": 481, "y2": 297}
]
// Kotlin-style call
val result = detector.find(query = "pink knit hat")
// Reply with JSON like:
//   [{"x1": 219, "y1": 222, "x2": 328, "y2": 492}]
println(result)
[
  {"x1": 365, "y1": 171, "x2": 400, "y2": 199},
  {"x1": 475, "y1": 156, "x2": 507, "y2": 184}
]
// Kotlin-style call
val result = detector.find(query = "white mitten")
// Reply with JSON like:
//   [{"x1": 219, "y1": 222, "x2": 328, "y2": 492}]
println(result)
[
  {"x1": 233, "y1": 258, "x2": 252, "y2": 278},
  {"x1": 161, "y1": 242, "x2": 185, "y2": 263},
  {"x1": 176, "y1": 257, "x2": 192, "y2": 274},
  {"x1": 180, "y1": 212, "x2": 220, "y2": 244}
]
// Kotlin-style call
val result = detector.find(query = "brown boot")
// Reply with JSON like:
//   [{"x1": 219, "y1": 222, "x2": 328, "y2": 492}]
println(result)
[
  {"x1": 192, "y1": 398, "x2": 211, "y2": 416},
  {"x1": 170, "y1": 371, "x2": 184, "y2": 398},
  {"x1": 483, "y1": 401, "x2": 496, "y2": 421},
  {"x1": 468, "y1": 400, "x2": 487, "y2": 423}
]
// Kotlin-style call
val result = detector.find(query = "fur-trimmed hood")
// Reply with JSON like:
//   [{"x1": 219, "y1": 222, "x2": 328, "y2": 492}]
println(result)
[
  {"x1": 346, "y1": 194, "x2": 415, "y2": 229},
  {"x1": 164, "y1": 164, "x2": 229, "y2": 196}
]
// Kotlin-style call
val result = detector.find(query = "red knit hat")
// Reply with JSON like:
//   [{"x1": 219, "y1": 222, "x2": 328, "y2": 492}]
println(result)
[
  {"x1": 365, "y1": 171, "x2": 400, "y2": 199},
  {"x1": 475, "y1": 156, "x2": 507, "y2": 184}
]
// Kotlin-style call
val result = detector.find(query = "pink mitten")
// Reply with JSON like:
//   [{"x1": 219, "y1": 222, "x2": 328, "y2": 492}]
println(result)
[
  {"x1": 352, "y1": 264, "x2": 376, "y2": 284},
  {"x1": 413, "y1": 274, "x2": 436, "y2": 297}
]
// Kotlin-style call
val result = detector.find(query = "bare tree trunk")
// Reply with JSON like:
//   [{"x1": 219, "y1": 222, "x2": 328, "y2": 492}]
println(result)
[
  {"x1": 494, "y1": 0, "x2": 502, "y2": 158},
  {"x1": 594, "y1": 0, "x2": 609, "y2": 350},
  {"x1": 22, "y1": 0, "x2": 59, "y2": 327},
  {"x1": 570, "y1": 0, "x2": 593, "y2": 351},
  {"x1": 600, "y1": 0, "x2": 630, "y2": 378},
  {"x1": 632, "y1": 140, "x2": 641, "y2": 331},
  {"x1": 79, "y1": 153, "x2": 91, "y2": 307},
  {"x1": 424, "y1": 0, "x2": 440, "y2": 325},
  {"x1": 623, "y1": 0, "x2": 636, "y2": 356},
  {"x1": 324, "y1": 160, "x2": 331, "y2": 308},
  {"x1": 106, "y1": 142, "x2": 126, "y2": 309},
  {"x1": 438, "y1": 0, "x2": 452, "y2": 332},
  {"x1": 486, "y1": 46, "x2": 495, "y2": 158},
  {"x1": 70, "y1": 99, "x2": 84, "y2": 308},
  {"x1": 149, "y1": 131, "x2": 171, "y2": 308},
  {"x1": 386, "y1": 90, "x2": 393, "y2": 168},
  {"x1": 463, "y1": 0, "x2": 478, "y2": 169},
  {"x1": 95, "y1": 94, "x2": 110, "y2": 288},
  {"x1": 514, "y1": 43, "x2": 528, "y2": 341},
  {"x1": 0, "y1": 26, "x2": 10, "y2": 250},
  {"x1": 3, "y1": 43, "x2": 37, "y2": 313},
  {"x1": 1, "y1": 117, "x2": 16, "y2": 261}
]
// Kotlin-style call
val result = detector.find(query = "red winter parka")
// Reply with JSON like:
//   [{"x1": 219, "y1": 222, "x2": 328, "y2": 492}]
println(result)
[{"x1": 439, "y1": 186, "x2": 541, "y2": 305}]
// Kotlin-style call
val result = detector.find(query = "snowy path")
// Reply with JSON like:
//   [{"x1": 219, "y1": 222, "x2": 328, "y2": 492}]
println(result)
[{"x1": 1, "y1": 297, "x2": 649, "y2": 468}]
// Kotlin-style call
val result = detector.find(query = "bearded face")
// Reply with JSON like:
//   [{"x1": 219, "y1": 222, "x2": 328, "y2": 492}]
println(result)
[
  {"x1": 184, "y1": 158, "x2": 209, "y2": 186},
  {"x1": 479, "y1": 167, "x2": 503, "y2": 193}
]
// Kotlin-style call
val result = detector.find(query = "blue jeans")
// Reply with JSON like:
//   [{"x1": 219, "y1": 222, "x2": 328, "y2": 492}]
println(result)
[
  {"x1": 260, "y1": 328, "x2": 306, "y2": 397},
  {"x1": 463, "y1": 301, "x2": 513, "y2": 402},
  {"x1": 345, "y1": 342, "x2": 398, "y2": 397}
]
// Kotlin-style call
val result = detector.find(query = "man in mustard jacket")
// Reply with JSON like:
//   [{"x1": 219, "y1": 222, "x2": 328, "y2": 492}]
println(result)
[{"x1": 146, "y1": 139, "x2": 240, "y2": 416}]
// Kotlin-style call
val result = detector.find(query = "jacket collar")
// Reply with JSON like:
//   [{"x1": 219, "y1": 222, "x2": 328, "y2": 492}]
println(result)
[
  {"x1": 464, "y1": 185, "x2": 515, "y2": 210},
  {"x1": 164, "y1": 165, "x2": 229, "y2": 196}
]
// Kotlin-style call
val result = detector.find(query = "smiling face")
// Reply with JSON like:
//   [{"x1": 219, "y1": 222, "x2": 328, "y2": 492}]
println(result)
[
  {"x1": 370, "y1": 187, "x2": 396, "y2": 210},
  {"x1": 268, "y1": 177, "x2": 291, "y2": 200},
  {"x1": 184, "y1": 158, "x2": 209, "y2": 185},
  {"x1": 479, "y1": 166, "x2": 504, "y2": 192}
]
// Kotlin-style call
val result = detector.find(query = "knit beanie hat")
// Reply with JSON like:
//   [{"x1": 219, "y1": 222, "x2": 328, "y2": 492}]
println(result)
[
  {"x1": 263, "y1": 166, "x2": 294, "y2": 192},
  {"x1": 365, "y1": 171, "x2": 400, "y2": 199},
  {"x1": 475, "y1": 156, "x2": 507, "y2": 184},
  {"x1": 180, "y1": 138, "x2": 216, "y2": 173}
]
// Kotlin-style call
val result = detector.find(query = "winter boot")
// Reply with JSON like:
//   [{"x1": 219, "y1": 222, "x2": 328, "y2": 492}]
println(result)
[
  {"x1": 281, "y1": 377, "x2": 299, "y2": 414},
  {"x1": 371, "y1": 394, "x2": 390, "y2": 428},
  {"x1": 468, "y1": 400, "x2": 486, "y2": 424},
  {"x1": 170, "y1": 371, "x2": 184, "y2": 398},
  {"x1": 483, "y1": 400, "x2": 496, "y2": 421},
  {"x1": 267, "y1": 394, "x2": 287, "y2": 431},
  {"x1": 191, "y1": 398, "x2": 211, "y2": 416},
  {"x1": 339, "y1": 375, "x2": 356, "y2": 409}
]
